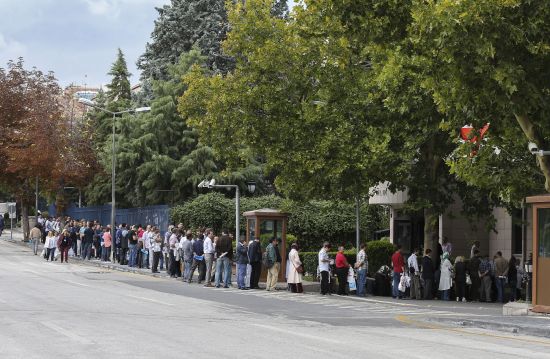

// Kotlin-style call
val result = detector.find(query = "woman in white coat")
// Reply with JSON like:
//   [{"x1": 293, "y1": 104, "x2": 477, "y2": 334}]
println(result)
[
  {"x1": 438, "y1": 252, "x2": 453, "y2": 300},
  {"x1": 287, "y1": 243, "x2": 303, "y2": 293}
]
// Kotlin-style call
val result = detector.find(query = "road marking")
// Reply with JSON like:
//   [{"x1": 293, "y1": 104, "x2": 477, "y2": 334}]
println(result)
[
  {"x1": 40, "y1": 322, "x2": 94, "y2": 345},
  {"x1": 395, "y1": 315, "x2": 550, "y2": 347},
  {"x1": 61, "y1": 279, "x2": 92, "y2": 288},
  {"x1": 251, "y1": 323, "x2": 343, "y2": 345},
  {"x1": 127, "y1": 294, "x2": 174, "y2": 306}
]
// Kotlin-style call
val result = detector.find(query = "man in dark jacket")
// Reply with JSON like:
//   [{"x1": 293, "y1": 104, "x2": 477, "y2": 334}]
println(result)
[
  {"x1": 469, "y1": 249, "x2": 481, "y2": 301},
  {"x1": 119, "y1": 224, "x2": 129, "y2": 265},
  {"x1": 236, "y1": 238, "x2": 249, "y2": 289},
  {"x1": 248, "y1": 237, "x2": 262, "y2": 289},
  {"x1": 188, "y1": 234, "x2": 205, "y2": 283},
  {"x1": 422, "y1": 248, "x2": 435, "y2": 299},
  {"x1": 215, "y1": 235, "x2": 233, "y2": 288},
  {"x1": 82, "y1": 222, "x2": 95, "y2": 260}
]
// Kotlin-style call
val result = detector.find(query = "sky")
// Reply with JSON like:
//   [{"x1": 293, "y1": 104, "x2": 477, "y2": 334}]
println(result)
[{"x1": 0, "y1": 0, "x2": 170, "y2": 88}]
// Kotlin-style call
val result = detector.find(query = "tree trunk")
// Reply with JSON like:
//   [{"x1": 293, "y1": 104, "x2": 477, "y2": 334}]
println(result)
[
  {"x1": 515, "y1": 113, "x2": 550, "y2": 192},
  {"x1": 21, "y1": 203, "x2": 29, "y2": 241},
  {"x1": 423, "y1": 207, "x2": 439, "y2": 257}
]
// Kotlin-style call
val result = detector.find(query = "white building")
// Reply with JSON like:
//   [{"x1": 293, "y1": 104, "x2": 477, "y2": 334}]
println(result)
[{"x1": 369, "y1": 182, "x2": 532, "y2": 263}]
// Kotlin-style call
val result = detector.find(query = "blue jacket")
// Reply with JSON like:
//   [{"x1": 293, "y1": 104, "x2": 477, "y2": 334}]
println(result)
[{"x1": 236, "y1": 242, "x2": 248, "y2": 264}]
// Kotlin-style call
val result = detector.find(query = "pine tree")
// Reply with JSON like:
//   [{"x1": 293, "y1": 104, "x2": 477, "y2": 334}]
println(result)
[{"x1": 107, "y1": 48, "x2": 132, "y2": 102}]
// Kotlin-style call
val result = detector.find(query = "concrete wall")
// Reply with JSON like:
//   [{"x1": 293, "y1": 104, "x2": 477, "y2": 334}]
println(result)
[{"x1": 440, "y1": 200, "x2": 489, "y2": 258}]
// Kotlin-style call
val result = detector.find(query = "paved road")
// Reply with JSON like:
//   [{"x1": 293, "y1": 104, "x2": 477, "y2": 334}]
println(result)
[{"x1": 1, "y1": 239, "x2": 550, "y2": 359}]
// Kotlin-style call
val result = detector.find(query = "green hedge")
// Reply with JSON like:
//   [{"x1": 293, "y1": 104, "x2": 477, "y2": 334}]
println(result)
[
  {"x1": 170, "y1": 194, "x2": 389, "y2": 251},
  {"x1": 298, "y1": 240, "x2": 395, "y2": 277}
]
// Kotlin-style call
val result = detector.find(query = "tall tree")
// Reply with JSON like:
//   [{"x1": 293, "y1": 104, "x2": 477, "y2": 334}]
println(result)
[
  {"x1": 405, "y1": 0, "x2": 550, "y2": 196},
  {"x1": 107, "y1": 48, "x2": 132, "y2": 102},
  {"x1": 137, "y1": 0, "x2": 288, "y2": 81}
]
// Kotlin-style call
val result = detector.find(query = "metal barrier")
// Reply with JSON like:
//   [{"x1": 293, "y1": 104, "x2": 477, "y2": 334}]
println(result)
[{"x1": 48, "y1": 204, "x2": 171, "y2": 232}]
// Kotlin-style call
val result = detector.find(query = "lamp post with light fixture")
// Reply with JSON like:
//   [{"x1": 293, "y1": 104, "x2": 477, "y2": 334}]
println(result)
[
  {"x1": 198, "y1": 179, "x2": 256, "y2": 250},
  {"x1": 78, "y1": 98, "x2": 150, "y2": 261}
]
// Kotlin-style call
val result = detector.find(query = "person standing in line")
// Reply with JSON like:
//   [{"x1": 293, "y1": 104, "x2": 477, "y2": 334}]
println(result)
[
  {"x1": 0, "y1": 214, "x2": 3, "y2": 237},
  {"x1": 236, "y1": 237, "x2": 249, "y2": 290},
  {"x1": 422, "y1": 248, "x2": 435, "y2": 299},
  {"x1": 508, "y1": 256, "x2": 518, "y2": 302},
  {"x1": 161, "y1": 225, "x2": 173, "y2": 271},
  {"x1": 335, "y1": 246, "x2": 349, "y2": 296},
  {"x1": 44, "y1": 230, "x2": 57, "y2": 261},
  {"x1": 248, "y1": 237, "x2": 262, "y2": 289},
  {"x1": 169, "y1": 229, "x2": 182, "y2": 278},
  {"x1": 188, "y1": 234, "x2": 205, "y2": 283},
  {"x1": 119, "y1": 224, "x2": 129, "y2": 265},
  {"x1": 78, "y1": 222, "x2": 86, "y2": 257},
  {"x1": 454, "y1": 256, "x2": 467, "y2": 302},
  {"x1": 493, "y1": 251, "x2": 509, "y2": 303},
  {"x1": 391, "y1": 245, "x2": 405, "y2": 299},
  {"x1": 57, "y1": 229, "x2": 72, "y2": 263},
  {"x1": 181, "y1": 230, "x2": 193, "y2": 281},
  {"x1": 203, "y1": 230, "x2": 215, "y2": 287},
  {"x1": 102, "y1": 227, "x2": 112, "y2": 262},
  {"x1": 442, "y1": 237, "x2": 452, "y2": 256},
  {"x1": 215, "y1": 234, "x2": 233, "y2": 288},
  {"x1": 439, "y1": 252, "x2": 453, "y2": 301},
  {"x1": 127, "y1": 225, "x2": 139, "y2": 267},
  {"x1": 93, "y1": 223, "x2": 102, "y2": 259},
  {"x1": 151, "y1": 227, "x2": 162, "y2": 273},
  {"x1": 265, "y1": 238, "x2": 280, "y2": 291},
  {"x1": 287, "y1": 243, "x2": 303, "y2": 293},
  {"x1": 29, "y1": 224, "x2": 42, "y2": 256},
  {"x1": 318, "y1": 242, "x2": 332, "y2": 295},
  {"x1": 408, "y1": 248, "x2": 422, "y2": 300},
  {"x1": 470, "y1": 240, "x2": 480, "y2": 259},
  {"x1": 355, "y1": 243, "x2": 368, "y2": 297},
  {"x1": 479, "y1": 255, "x2": 492, "y2": 302},
  {"x1": 82, "y1": 222, "x2": 95, "y2": 260},
  {"x1": 468, "y1": 250, "x2": 482, "y2": 302}
]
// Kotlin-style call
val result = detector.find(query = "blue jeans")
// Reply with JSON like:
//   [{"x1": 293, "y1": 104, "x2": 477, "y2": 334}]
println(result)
[
  {"x1": 81, "y1": 242, "x2": 92, "y2": 260},
  {"x1": 392, "y1": 272, "x2": 401, "y2": 298},
  {"x1": 128, "y1": 244, "x2": 137, "y2": 267},
  {"x1": 215, "y1": 257, "x2": 231, "y2": 287},
  {"x1": 496, "y1": 277, "x2": 506, "y2": 303},
  {"x1": 237, "y1": 263, "x2": 247, "y2": 289},
  {"x1": 356, "y1": 268, "x2": 367, "y2": 296},
  {"x1": 441, "y1": 289, "x2": 450, "y2": 301},
  {"x1": 183, "y1": 259, "x2": 192, "y2": 281}
]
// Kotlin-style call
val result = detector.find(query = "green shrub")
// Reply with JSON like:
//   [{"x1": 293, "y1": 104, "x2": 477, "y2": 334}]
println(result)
[{"x1": 366, "y1": 240, "x2": 395, "y2": 276}]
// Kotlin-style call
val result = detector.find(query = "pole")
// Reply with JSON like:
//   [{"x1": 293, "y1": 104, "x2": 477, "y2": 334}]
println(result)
[
  {"x1": 10, "y1": 216, "x2": 13, "y2": 241},
  {"x1": 355, "y1": 196, "x2": 360, "y2": 253},
  {"x1": 235, "y1": 186, "x2": 240, "y2": 251},
  {"x1": 35, "y1": 176, "x2": 39, "y2": 217},
  {"x1": 522, "y1": 200, "x2": 527, "y2": 266},
  {"x1": 111, "y1": 112, "x2": 116, "y2": 262}
]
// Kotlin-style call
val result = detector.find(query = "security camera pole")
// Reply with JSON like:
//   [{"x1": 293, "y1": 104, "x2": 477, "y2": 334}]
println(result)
[{"x1": 528, "y1": 142, "x2": 550, "y2": 156}]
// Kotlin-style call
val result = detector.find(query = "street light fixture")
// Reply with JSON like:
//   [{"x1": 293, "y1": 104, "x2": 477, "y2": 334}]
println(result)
[
  {"x1": 198, "y1": 179, "x2": 256, "y2": 249},
  {"x1": 78, "y1": 98, "x2": 151, "y2": 262}
]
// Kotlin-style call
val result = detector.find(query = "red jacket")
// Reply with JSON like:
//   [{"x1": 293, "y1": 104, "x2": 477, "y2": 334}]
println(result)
[{"x1": 392, "y1": 251, "x2": 404, "y2": 273}]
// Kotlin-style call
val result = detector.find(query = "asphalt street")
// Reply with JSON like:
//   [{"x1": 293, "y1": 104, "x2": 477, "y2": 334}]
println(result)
[{"x1": 1, "y1": 238, "x2": 550, "y2": 359}]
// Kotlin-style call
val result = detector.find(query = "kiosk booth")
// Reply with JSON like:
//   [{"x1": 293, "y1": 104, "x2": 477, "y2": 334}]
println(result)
[
  {"x1": 243, "y1": 208, "x2": 288, "y2": 282},
  {"x1": 526, "y1": 194, "x2": 550, "y2": 311}
]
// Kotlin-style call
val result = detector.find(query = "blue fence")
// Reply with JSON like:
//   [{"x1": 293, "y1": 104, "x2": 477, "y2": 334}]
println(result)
[{"x1": 48, "y1": 204, "x2": 171, "y2": 231}]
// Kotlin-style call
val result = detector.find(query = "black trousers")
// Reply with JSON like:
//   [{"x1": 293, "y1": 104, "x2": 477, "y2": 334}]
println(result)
[
  {"x1": 250, "y1": 262, "x2": 261, "y2": 288},
  {"x1": 470, "y1": 277, "x2": 481, "y2": 301},
  {"x1": 169, "y1": 252, "x2": 181, "y2": 277},
  {"x1": 423, "y1": 278, "x2": 433, "y2": 299},
  {"x1": 320, "y1": 270, "x2": 330, "y2": 294},
  {"x1": 289, "y1": 283, "x2": 303, "y2": 293},
  {"x1": 456, "y1": 280, "x2": 466, "y2": 300},
  {"x1": 152, "y1": 251, "x2": 161, "y2": 272},
  {"x1": 119, "y1": 248, "x2": 128, "y2": 265},
  {"x1": 335, "y1": 267, "x2": 348, "y2": 295}
]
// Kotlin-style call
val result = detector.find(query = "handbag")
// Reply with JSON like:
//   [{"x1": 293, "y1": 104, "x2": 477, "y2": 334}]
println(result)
[{"x1": 466, "y1": 274, "x2": 472, "y2": 285}]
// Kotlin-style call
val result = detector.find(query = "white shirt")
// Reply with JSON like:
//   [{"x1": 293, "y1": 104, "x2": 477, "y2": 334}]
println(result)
[
  {"x1": 203, "y1": 236, "x2": 214, "y2": 254},
  {"x1": 318, "y1": 248, "x2": 330, "y2": 272},
  {"x1": 143, "y1": 231, "x2": 152, "y2": 249},
  {"x1": 407, "y1": 253, "x2": 419, "y2": 274}
]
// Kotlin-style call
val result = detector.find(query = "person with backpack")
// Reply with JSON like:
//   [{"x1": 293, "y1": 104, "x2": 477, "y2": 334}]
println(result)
[
  {"x1": 119, "y1": 224, "x2": 129, "y2": 265},
  {"x1": 57, "y1": 229, "x2": 72, "y2": 263},
  {"x1": 265, "y1": 237, "x2": 280, "y2": 291}
]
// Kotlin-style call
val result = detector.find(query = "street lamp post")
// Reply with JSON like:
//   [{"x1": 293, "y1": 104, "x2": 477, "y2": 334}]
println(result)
[
  {"x1": 78, "y1": 98, "x2": 150, "y2": 262},
  {"x1": 198, "y1": 179, "x2": 256, "y2": 250}
]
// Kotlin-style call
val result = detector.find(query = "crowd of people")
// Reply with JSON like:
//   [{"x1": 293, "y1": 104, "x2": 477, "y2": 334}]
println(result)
[
  {"x1": 388, "y1": 238, "x2": 523, "y2": 303},
  {"x1": 28, "y1": 215, "x2": 523, "y2": 303},
  {"x1": 28, "y1": 215, "x2": 305, "y2": 292}
]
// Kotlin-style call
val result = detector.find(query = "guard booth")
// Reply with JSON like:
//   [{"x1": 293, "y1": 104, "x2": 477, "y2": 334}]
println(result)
[
  {"x1": 527, "y1": 195, "x2": 550, "y2": 311},
  {"x1": 243, "y1": 208, "x2": 288, "y2": 282}
]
